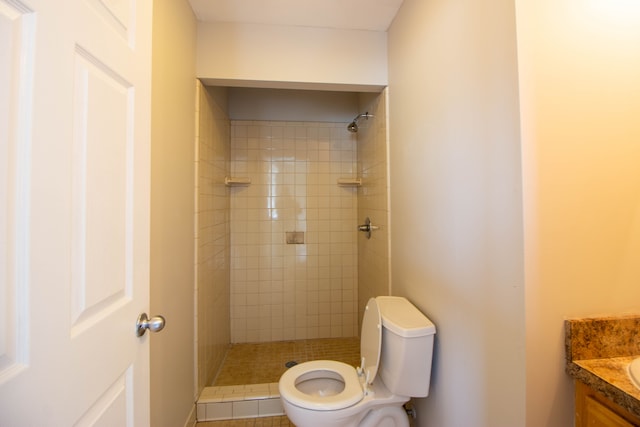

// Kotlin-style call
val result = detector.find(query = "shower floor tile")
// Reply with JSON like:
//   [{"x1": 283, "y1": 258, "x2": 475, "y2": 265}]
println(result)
[
  {"x1": 212, "y1": 337, "x2": 360, "y2": 386},
  {"x1": 196, "y1": 415, "x2": 294, "y2": 426}
]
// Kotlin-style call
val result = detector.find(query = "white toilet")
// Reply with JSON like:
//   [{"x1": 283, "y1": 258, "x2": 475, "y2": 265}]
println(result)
[{"x1": 279, "y1": 296, "x2": 436, "y2": 427}]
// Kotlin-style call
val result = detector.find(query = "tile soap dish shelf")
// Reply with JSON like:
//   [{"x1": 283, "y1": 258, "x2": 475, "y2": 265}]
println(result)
[
  {"x1": 337, "y1": 178, "x2": 361, "y2": 187},
  {"x1": 225, "y1": 176, "x2": 251, "y2": 186}
]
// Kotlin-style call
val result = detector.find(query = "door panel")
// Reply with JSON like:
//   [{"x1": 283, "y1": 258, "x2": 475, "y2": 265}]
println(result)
[
  {"x1": 73, "y1": 371, "x2": 131, "y2": 427},
  {"x1": 70, "y1": 46, "x2": 132, "y2": 332},
  {"x1": 0, "y1": 0, "x2": 152, "y2": 425},
  {"x1": 0, "y1": 0, "x2": 33, "y2": 383}
]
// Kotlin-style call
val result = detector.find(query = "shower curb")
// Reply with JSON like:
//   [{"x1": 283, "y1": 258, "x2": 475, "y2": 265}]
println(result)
[{"x1": 197, "y1": 382, "x2": 284, "y2": 421}]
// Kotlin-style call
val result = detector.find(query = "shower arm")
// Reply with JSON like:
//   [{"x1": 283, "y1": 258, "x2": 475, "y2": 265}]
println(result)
[
  {"x1": 347, "y1": 112, "x2": 374, "y2": 133},
  {"x1": 353, "y1": 112, "x2": 373, "y2": 123}
]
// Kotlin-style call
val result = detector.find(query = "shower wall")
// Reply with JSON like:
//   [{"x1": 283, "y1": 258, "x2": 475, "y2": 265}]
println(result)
[
  {"x1": 356, "y1": 90, "x2": 391, "y2": 325},
  {"x1": 195, "y1": 82, "x2": 231, "y2": 390},
  {"x1": 229, "y1": 120, "x2": 359, "y2": 343}
]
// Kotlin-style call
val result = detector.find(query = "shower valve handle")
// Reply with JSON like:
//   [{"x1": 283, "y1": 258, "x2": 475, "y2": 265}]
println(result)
[
  {"x1": 358, "y1": 224, "x2": 379, "y2": 232},
  {"x1": 358, "y1": 217, "x2": 378, "y2": 239}
]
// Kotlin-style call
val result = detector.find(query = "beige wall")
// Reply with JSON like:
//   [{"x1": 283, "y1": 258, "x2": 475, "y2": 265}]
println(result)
[
  {"x1": 357, "y1": 90, "x2": 391, "y2": 325},
  {"x1": 150, "y1": 0, "x2": 197, "y2": 425},
  {"x1": 388, "y1": 0, "x2": 525, "y2": 426},
  {"x1": 150, "y1": 0, "x2": 640, "y2": 424},
  {"x1": 229, "y1": 120, "x2": 359, "y2": 342},
  {"x1": 196, "y1": 22, "x2": 387, "y2": 91},
  {"x1": 227, "y1": 88, "x2": 358, "y2": 122},
  {"x1": 516, "y1": 1, "x2": 640, "y2": 425},
  {"x1": 195, "y1": 83, "x2": 231, "y2": 390}
]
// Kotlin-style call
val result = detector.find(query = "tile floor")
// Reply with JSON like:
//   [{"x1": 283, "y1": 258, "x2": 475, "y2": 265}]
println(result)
[
  {"x1": 197, "y1": 415, "x2": 294, "y2": 427},
  {"x1": 197, "y1": 337, "x2": 360, "y2": 426},
  {"x1": 212, "y1": 337, "x2": 361, "y2": 386}
]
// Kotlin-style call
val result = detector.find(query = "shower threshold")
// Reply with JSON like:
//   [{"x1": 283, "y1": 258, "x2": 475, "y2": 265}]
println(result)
[{"x1": 197, "y1": 382, "x2": 283, "y2": 422}]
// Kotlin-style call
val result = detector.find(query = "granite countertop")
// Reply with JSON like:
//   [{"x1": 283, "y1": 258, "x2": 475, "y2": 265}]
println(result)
[{"x1": 565, "y1": 315, "x2": 640, "y2": 417}]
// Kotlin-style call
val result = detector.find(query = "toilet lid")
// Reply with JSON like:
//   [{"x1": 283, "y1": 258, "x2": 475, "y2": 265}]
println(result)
[
  {"x1": 279, "y1": 360, "x2": 364, "y2": 411},
  {"x1": 360, "y1": 298, "x2": 382, "y2": 386}
]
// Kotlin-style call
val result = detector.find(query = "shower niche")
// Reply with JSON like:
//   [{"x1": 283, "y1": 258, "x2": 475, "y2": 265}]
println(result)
[{"x1": 195, "y1": 83, "x2": 390, "y2": 390}]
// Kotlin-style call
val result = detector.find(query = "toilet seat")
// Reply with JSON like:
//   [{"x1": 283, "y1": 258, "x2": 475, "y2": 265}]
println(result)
[
  {"x1": 279, "y1": 360, "x2": 363, "y2": 411},
  {"x1": 359, "y1": 298, "x2": 382, "y2": 386},
  {"x1": 279, "y1": 298, "x2": 383, "y2": 413}
]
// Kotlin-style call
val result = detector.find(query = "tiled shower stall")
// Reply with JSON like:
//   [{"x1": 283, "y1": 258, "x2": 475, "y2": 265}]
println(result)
[{"x1": 194, "y1": 81, "x2": 390, "y2": 402}]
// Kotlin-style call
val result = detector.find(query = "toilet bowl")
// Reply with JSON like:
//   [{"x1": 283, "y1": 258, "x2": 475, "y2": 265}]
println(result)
[
  {"x1": 280, "y1": 361, "x2": 410, "y2": 427},
  {"x1": 280, "y1": 375, "x2": 409, "y2": 427},
  {"x1": 281, "y1": 360, "x2": 362, "y2": 410},
  {"x1": 279, "y1": 296, "x2": 436, "y2": 427}
]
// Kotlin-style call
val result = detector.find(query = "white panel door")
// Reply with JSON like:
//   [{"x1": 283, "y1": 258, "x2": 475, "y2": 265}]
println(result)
[{"x1": 0, "y1": 0, "x2": 152, "y2": 425}]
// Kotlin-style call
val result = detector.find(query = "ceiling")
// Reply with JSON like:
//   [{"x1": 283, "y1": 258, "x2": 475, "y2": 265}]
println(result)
[{"x1": 188, "y1": 0, "x2": 405, "y2": 31}]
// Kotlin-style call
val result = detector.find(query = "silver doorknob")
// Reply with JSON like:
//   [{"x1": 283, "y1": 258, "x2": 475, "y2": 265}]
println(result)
[{"x1": 136, "y1": 313, "x2": 166, "y2": 337}]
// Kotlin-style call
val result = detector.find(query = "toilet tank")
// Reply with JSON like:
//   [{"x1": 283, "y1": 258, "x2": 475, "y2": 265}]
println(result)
[{"x1": 376, "y1": 296, "x2": 436, "y2": 397}]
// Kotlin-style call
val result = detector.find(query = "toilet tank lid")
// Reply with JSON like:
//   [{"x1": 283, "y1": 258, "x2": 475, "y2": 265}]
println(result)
[{"x1": 376, "y1": 296, "x2": 436, "y2": 338}]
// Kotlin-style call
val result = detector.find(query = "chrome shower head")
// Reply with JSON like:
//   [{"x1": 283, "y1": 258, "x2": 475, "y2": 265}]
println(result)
[{"x1": 346, "y1": 112, "x2": 373, "y2": 133}]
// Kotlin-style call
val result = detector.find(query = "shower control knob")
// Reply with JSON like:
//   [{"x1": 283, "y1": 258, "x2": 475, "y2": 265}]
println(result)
[
  {"x1": 358, "y1": 217, "x2": 379, "y2": 239},
  {"x1": 136, "y1": 313, "x2": 166, "y2": 337}
]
